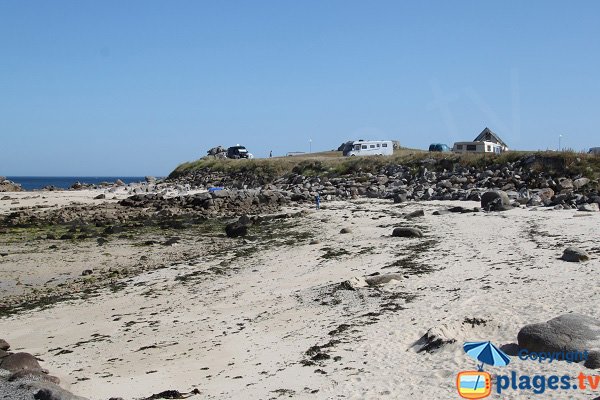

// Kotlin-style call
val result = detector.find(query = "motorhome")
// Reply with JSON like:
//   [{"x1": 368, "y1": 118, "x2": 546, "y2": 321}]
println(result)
[
  {"x1": 452, "y1": 141, "x2": 502, "y2": 154},
  {"x1": 346, "y1": 140, "x2": 393, "y2": 157}
]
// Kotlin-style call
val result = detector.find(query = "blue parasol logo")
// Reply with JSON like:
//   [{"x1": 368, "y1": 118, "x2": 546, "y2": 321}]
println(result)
[{"x1": 463, "y1": 341, "x2": 511, "y2": 371}]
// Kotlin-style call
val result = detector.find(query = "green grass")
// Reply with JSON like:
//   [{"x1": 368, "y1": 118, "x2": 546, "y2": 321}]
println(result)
[{"x1": 169, "y1": 149, "x2": 600, "y2": 182}]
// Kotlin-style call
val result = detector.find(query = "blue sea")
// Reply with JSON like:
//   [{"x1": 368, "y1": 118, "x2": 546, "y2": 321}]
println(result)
[{"x1": 6, "y1": 177, "x2": 148, "y2": 191}]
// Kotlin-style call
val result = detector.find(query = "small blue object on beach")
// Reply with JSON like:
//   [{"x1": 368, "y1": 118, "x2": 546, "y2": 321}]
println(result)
[{"x1": 208, "y1": 187, "x2": 224, "y2": 193}]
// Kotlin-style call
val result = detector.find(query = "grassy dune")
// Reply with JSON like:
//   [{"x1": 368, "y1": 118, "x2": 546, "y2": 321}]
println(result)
[{"x1": 169, "y1": 149, "x2": 600, "y2": 181}]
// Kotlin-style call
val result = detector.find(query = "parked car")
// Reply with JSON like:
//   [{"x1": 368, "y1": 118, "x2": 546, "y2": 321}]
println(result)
[
  {"x1": 428, "y1": 143, "x2": 451, "y2": 152},
  {"x1": 227, "y1": 145, "x2": 253, "y2": 159}
]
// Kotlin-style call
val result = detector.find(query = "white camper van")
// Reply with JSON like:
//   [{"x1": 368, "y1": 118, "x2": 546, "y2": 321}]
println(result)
[
  {"x1": 452, "y1": 141, "x2": 502, "y2": 154},
  {"x1": 346, "y1": 140, "x2": 393, "y2": 157}
]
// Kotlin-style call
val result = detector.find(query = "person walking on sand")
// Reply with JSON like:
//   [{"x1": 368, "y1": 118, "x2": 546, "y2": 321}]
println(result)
[
  {"x1": 269, "y1": 150, "x2": 272, "y2": 158},
  {"x1": 315, "y1": 192, "x2": 321, "y2": 210}
]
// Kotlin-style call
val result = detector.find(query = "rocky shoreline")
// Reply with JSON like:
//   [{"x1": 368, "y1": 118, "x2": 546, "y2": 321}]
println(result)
[{"x1": 169, "y1": 154, "x2": 600, "y2": 211}]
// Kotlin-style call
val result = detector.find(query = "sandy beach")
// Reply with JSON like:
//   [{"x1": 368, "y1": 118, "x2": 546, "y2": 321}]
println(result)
[{"x1": 2, "y1": 192, "x2": 599, "y2": 399}]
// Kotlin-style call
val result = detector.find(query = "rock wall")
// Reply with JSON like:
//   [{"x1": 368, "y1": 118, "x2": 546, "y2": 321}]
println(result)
[{"x1": 169, "y1": 155, "x2": 600, "y2": 210}]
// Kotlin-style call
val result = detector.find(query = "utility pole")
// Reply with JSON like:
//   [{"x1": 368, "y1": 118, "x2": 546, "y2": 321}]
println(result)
[
  {"x1": 309, "y1": 138, "x2": 312, "y2": 153},
  {"x1": 559, "y1": 134, "x2": 562, "y2": 152}
]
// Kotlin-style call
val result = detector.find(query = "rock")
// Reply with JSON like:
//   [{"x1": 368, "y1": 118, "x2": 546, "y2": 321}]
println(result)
[
  {"x1": 343, "y1": 276, "x2": 368, "y2": 289},
  {"x1": 536, "y1": 187, "x2": 555, "y2": 202},
  {"x1": 31, "y1": 382, "x2": 89, "y2": 400},
  {"x1": 115, "y1": 179, "x2": 125, "y2": 186},
  {"x1": 586, "y1": 352, "x2": 600, "y2": 369},
  {"x1": 81, "y1": 269, "x2": 93, "y2": 276},
  {"x1": 561, "y1": 247, "x2": 589, "y2": 262},
  {"x1": 339, "y1": 227, "x2": 352, "y2": 234},
  {"x1": 237, "y1": 214, "x2": 252, "y2": 226},
  {"x1": 393, "y1": 193, "x2": 408, "y2": 203},
  {"x1": 0, "y1": 179, "x2": 23, "y2": 192},
  {"x1": 225, "y1": 222, "x2": 248, "y2": 238},
  {"x1": 0, "y1": 352, "x2": 42, "y2": 372},
  {"x1": 432, "y1": 209, "x2": 451, "y2": 216},
  {"x1": 94, "y1": 194, "x2": 106, "y2": 200},
  {"x1": 309, "y1": 239, "x2": 320, "y2": 245},
  {"x1": 144, "y1": 176, "x2": 156, "y2": 183},
  {"x1": 0, "y1": 338, "x2": 9, "y2": 350},
  {"x1": 163, "y1": 237, "x2": 180, "y2": 246},
  {"x1": 573, "y1": 177, "x2": 590, "y2": 189},
  {"x1": 405, "y1": 209, "x2": 425, "y2": 219},
  {"x1": 364, "y1": 273, "x2": 403, "y2": 286},
  {"x1": 517, "y1": 313, "x2": 600, "y2": 368},
  {"x1": 0, "y1": 349, "x2": 8, "y2": 358},
  {"x1": 103, "y1": 225, "x2": 124, "y2": 235},
  {"x1": 481, "y1": 190, "x2": 512, "y2": 211},
  {"x1": 578, "y1": 203, "x2": 599, "y2": 212},
  {"x1": 392, "y1": 227, "x2": 423, "y2": 238},
  {"x1": 8, "y1": 370, "x2": 60, "y2": 384},
  {"x1": 558, "y1": 179, "x2": 574, "y2": 191},
  {"x1": 412, "y1": 323, "x2": 461, "y2": 353},
  {"x1": 527, "y1": 194, "x2": 543, "y2": 207}
]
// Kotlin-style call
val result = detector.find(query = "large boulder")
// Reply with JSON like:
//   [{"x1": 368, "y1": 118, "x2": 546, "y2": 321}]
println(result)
[
  {"x1": 573, "y1": 177, "x2": 590, "y2": 189},
  {"x1": 0, "y1": 339, "x2": 9, "y2": 350},
  {"x1": 517, "y1": 314, "x2": 600, "y2": 368},
  {"x1": 561, "y1": 247, "x2": 590, "y2": 262},
  {"x1": 225, "y1": 222, "x2": 248, "y2": 238},
  {"x1": 481, "y1": 190, "x2": 512, "y2": 211},
  {"x1": 0, "y1": 352, "x2": 42, "y2": 372},
  {"x1": 0, "y1": 179, "x2": 23, "y2": 192},
  {"x1": 558, "y1": 178, "x2": 574, "y2": 191}
]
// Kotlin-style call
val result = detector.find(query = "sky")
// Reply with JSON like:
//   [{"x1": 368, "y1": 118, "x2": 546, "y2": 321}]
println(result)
[{"x1": 1, "y1": 0, "x2": 600, "y2": 176}]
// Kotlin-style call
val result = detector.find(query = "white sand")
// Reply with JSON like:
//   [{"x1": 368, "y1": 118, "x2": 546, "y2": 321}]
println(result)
[{"x1": 1, "y1": 199, "x2": 599, "y2": 399}]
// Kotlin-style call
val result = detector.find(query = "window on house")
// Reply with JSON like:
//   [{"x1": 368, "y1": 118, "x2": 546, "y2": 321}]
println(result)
[
  {"x1": 457, "y1": 145, "x2": 463, "y2": 149},
  {"x1": 370, "y1": 145, "x2": 375, "y2": 148},
  {"x1": 467, "y1": 145, "x2": 477, "y2": 151},
  {"x1": 487, "y1": 145, "x2": 491, "y2": 151},
  {"x1": 362, "y1": 145, "x2": 367, "y2": 149}
]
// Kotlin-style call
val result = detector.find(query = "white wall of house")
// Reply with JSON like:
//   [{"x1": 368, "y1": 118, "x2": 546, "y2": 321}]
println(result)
[{"x1": 452, "y1": 141, "x2": 503, "y2": 154}]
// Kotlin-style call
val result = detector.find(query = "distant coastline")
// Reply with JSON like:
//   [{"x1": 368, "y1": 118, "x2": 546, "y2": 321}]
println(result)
[{"x1": 6, "y1": 176, "x2": 148, "y2": 191}]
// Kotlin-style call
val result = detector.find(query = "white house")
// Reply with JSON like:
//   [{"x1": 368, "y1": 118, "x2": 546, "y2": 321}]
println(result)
[
  {"x1": 452, "y1": 128, "x2": 509, "y2": 154},
  {"x1": 452, "y1": 141, "x2": 503, "y2": 154}
]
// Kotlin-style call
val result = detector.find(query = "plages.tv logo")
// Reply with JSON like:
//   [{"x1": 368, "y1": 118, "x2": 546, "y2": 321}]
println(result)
[{"x1": 456, "y1": 341, "x2": 511, "y2": 399}]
